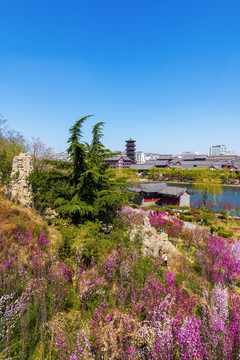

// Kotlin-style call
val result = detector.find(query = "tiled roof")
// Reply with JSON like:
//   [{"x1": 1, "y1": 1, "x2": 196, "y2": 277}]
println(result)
[
  {"x1": 209, "y1": 164, "x2": 222, "y2": 170},
  {"x1": 182, "y1": 154, "x2": 208, "y2": 161},
  {"x1": 144, "y1": 160, "x2": 160, "y2": 165},
  {"x1": 105, "y1": 156, "x2": 132, "y2": 161},
  {"x1": 128, "y1": 182, "x2": 190, "y2": 197},
  {"x1": 154, "y1": 160, "x2": 170, "y2": 166},
  {"x1": 156, "y1": 155, "x2": 173, "y2": 160},
  {"x1": 124, "y1": 153, "x2": 240, "y2": 171},
  {"x1": 139, "y1": 182, "x2": 168, "y2": 193},
  {"x1": 128, "y1": 182, "x2": 167, "y2": 193},
  {"x1": 122, "y1": 156, "x2": 132, "y2": 161},
  {"x1": 168, "y1": 163, "x2": 182, "y2": 168},
  {"x1": 160, "y1": 186, "x2": 188, "y2": 196},
  {"x1": 130, "y1": 164, "x2": 154, "y2": 170},
  {"x1": 209, "y1": 155, "x2": 240, "y2": 159}
]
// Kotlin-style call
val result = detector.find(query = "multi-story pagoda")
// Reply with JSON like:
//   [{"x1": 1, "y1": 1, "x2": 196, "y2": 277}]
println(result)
[{"x1": 125, "y1": 139, "x2": 136, "y2": 163}]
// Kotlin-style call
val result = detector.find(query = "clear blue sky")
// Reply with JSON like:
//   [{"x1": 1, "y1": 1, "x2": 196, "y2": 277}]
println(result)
[{"x1": 1, "y1": 0, "x2": 240, "y2": 155}]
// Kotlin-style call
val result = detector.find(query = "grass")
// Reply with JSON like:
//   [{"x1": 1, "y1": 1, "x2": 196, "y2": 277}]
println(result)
[{"x1": 0, "y1": 192, "x2": 45, "y2": 237}]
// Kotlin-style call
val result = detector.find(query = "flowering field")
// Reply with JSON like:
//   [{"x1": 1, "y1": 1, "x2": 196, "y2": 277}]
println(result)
[{"x1": 1, "y1": 201, "x2": 240, "y2": 359}]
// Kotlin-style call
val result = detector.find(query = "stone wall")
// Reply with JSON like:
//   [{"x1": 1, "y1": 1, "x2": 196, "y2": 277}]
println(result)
[{"x1": 10, "y1": 153, "x2": 34, "y2": 207}]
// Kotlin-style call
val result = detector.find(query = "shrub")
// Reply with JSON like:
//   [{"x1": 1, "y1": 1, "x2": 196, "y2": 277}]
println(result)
[
  {"x1": 167, "y1": 219, "x2": 184, "y2": 238},
  {"x1": 118, "y1": 206, "x2": 145, "y2": 226},
  {"x1": 132, "y1": 256, "x2": 154, "y2": 286},
  {"x1": 195, "y1": 212, "x2": 214, "y2": 226},
  {"x1": 148, "y1": 211, "x2": 184, "y2": 238},
  {"x1": 183, "y1": 215, "x2": 193, "y2": 222},
  {"x1": 197, "y1": 236, "x2": 240, "y2": 285},
  {"x1": 142, "y1": 204, "x2": 159, "y2": 211},
  {"x1": 206, "y1": 201, "x2": 216, "y2": 211},
  {"x1": 58, "y1": 224, "x2": 82, "y2": 260},
  {"x1": 128, "y1": 203, "x2": 139, "y2": 209},
  {"x1": 81, "y1": 233, "x2": 115, "y2": 265},
  {"x1": 183, "y1": 211, "x2": 193, "y2": 215},
  {"x1": 217, "y1": 228, "x2": 233, "y2": 239},
  {"x1": 182, "y1": 230, "x2": 195, "y2": 248},
  {"x1": 220, "y1": 201, "x2": 235, "y2": 212}
]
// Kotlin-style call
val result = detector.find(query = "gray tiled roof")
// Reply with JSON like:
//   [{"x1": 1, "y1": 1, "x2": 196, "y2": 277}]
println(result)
[
  {"x1": 128, "y1": 182, "x2": 189, "y2": 197},
  {"x1": 122, "y1": 156, "x2": 132, "y2": 161},
  {"x1": 160, "y1": 186, "x2": 189, "y2": 196},
  {"x1": 130, "y1": 164, "x2": 154, "y2": 170},
  {"x1": 209, "y1": 155, "x2": 240, "y2": 160},
  {"x1": 171, "y1": 156, "x2": 181, "y2": 162},
  {"x1": 168, "y1": 163, "x2": 182, "y2": 168},
  {"x1": 156, "y1": 155, "x2": 173, "y2": 160},
  {"x1": 182, "y1": 154, "x2": 208, "y2": 161},
  {"x1": 181, "y1": 161, "x2": 210, "y2": 166},
  {"x1": 143, "y1": 160, "x2": 169, "y2": 166},
  {"x1": 128, "y1": 182, "x2": 167, "y2": 193},
  {"x1": 139, "y1": 182, "x2": 168, "y2": 193},
  {"x1": 154, "y1": 160, "x2": 170, "y2": 166},
  {"x1": 105, "y1": 156, "x2": 132, "y2": 162},
  {"x1": 208, "y1": 165, "x2": 222, "y2": 170},
  {"x1": 179, "y1": 164, "x2": 196, "y2": 169},
  {"x1": 122, "y1": 153, "x2": 240, "y2": 172},
  {"x1": 144, "y1": 160, "x2": 160, "y2": 165}
]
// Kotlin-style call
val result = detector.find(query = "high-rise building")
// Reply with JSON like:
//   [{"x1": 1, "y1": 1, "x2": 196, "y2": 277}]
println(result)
[
  {"x1": 209, "y1": 145, "x2": 226, "y2": 156},
  {"x1": 135, "y1": 151, "x2": 146, "y2": 163},
  {"x1": 125, "y1": 139, "x2": 136, "y2": 163}
]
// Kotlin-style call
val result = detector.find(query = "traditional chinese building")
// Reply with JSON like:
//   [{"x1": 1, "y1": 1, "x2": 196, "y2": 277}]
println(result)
[
  {"x1": 128, "y1": 182, "x2": 193, "y2": 207},
  {"x1": 125, "y1": 139, "x2": 136, "y2": 163},
  {"x1": 105, "y1": 155, "x2": 132, "y2": 169}
]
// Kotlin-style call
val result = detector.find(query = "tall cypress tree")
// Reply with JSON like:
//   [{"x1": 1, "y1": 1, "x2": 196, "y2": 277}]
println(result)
[
  {"x1": 88, "y1": 122, "x2": 105, "y2": 167},
  {"x1": 29, "y1": 115, "x2": 130, "y2": 224},
  {"x1": 67, "y1": 115, "x2": 93, "y2": 185}
]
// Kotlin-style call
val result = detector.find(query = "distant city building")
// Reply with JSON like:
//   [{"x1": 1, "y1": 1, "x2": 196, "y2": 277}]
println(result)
[
  {"x1": 53, "y1": 152, "x2": 70, "y2": 161},
  {"x1": 113, "y1": 150, "x2": 124, "y2": 156},
  {"x1": 145, "y1": 153, "x2": 159, "y2": 161},
  {"x1": 135, "y1": 151, "x2": 146, "y2": 163},
  {"x1": 156, "y1": 154, "x2": 173, "y2": 161},
  {"x1": 179, "y1": 151, "x2": 198, "y2": 156},
  {"x1": 209, "y1": 145, "x2": 226, "y2": 156},
  {"x1": 125, "y1": 139, "x2": 136, "y2": 163}
]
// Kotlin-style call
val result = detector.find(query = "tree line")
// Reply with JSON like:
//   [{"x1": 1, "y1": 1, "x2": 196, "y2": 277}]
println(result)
[{"x1": 148, "y1": 166, "x2": 240, "y2": 185}]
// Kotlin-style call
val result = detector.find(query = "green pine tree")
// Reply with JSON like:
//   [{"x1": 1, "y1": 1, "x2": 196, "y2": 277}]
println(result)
[{"x1": 29, "y1": 116, "x2": 129, "y2": 224}]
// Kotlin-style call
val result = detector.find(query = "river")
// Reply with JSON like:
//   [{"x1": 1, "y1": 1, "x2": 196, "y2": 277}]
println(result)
[{"x1": 167, "y1": 183, "x2": 240, "y2": 210}]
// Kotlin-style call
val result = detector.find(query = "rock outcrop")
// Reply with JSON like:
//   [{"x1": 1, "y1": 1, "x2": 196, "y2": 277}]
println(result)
[
  {"x1": 10, "y1": 153, "x2": 34, "y2": 207},
  {"x1": 130, "y1": 215, "x2": 183, "y2": 269}
]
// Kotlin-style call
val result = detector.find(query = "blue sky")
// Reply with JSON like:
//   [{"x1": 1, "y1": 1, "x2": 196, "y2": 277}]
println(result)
[{"x1": 1, "y1": 0, "x2": 240, "y2": 155}]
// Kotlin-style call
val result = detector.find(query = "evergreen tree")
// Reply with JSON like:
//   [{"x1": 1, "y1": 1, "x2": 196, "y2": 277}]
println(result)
[
  {"x1": 67, "y1": 115, "x2": 93, "y2": 185},
  {"x1": 88, "y1": 122, "x2": 105, "y2": 166},
  {"x1": 29, "y1": 116, "x2": 129, "y2": 224}
]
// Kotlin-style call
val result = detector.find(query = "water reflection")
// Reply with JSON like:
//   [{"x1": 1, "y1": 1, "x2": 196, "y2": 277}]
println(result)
[{"x1": 168, "y1": 183, "x2": 240, "y2": 210}]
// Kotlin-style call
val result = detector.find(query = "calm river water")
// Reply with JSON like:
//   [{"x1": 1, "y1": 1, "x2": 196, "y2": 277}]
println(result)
[{"x1": 167, "y1": 183, "x2": 240, "y2": 210}]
